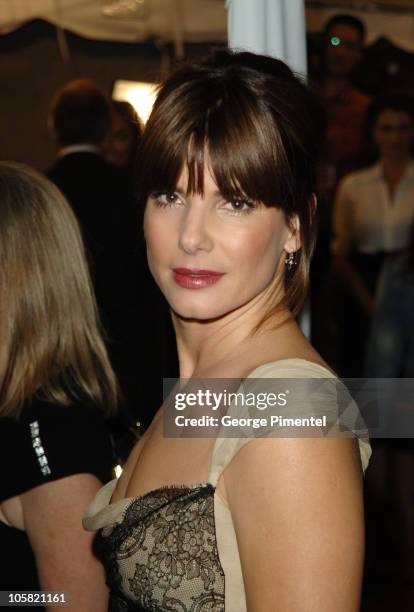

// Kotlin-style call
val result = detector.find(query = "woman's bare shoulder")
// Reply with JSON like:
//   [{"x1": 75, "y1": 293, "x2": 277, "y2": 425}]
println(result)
[{"x1": 222, "y1": 436, "x2": 364, "y2": 611}]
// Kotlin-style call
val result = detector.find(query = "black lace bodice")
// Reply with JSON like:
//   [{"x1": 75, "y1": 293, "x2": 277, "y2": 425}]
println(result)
[{"x1": 94, "y1": 483, "x2": 225, "y2": 611}]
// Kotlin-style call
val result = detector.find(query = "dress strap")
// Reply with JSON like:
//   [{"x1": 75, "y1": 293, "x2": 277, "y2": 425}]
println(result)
[
  {"x1": 208, "y1": 436, "x2": 251, "y2": 487},
  {"x1": 207, "y1": 359, "x2": 371, "y2": 484},
  {"x1": 83, "y1": 479, "x2": 131, "y2": 531}
]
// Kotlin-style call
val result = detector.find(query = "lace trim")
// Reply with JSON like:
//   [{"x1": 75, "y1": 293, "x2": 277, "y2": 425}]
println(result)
[{"x1": 95, "y1": 484, "x2": 225, "y2": 611}]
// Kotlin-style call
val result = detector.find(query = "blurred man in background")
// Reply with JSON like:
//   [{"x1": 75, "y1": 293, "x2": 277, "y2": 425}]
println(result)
[
  {"x1": 318, "y1": 14, "x2": 371, "y2": 200},
  {"x1": 48, "y1": 80, "x2": 140, "y2": 447},
  {"x1": 47, "y1": 80, "x2": 177, "y2": 442}
]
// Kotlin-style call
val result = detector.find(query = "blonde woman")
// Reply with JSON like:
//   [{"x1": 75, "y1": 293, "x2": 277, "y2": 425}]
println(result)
[{"x1": 0, "y1": 163, "x2": 118, "y2": 610}]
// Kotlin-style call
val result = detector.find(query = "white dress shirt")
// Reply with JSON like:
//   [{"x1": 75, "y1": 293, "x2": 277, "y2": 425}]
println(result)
[{"x1": 332, "y1": 160, "x2": 414, "y2": 255}]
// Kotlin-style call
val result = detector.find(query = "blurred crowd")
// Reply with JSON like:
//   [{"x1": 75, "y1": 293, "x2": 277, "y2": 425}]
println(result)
[
  {"x1": 309, "y1": 15, "x2": 414, "y2": 595},
  {"x1": 309, "y1": 14, "x2": 414, "y2": 379},
  {"x1": 46, "y1": 79, "x2": 178, "y2": 449}
]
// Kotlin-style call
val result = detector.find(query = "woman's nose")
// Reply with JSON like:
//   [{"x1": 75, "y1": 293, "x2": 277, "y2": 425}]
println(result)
[{"x1": 178, "y1": 205, "x2": 213, "y2": 255}]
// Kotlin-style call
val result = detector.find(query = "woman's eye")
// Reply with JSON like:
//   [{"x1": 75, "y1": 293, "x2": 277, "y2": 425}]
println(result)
[
  {"x1": 151, "y1": 192, "x2": 181, "y2": 207},
  {"x1": 225, "y1": 198, "x2": 255, "y2": 214}
]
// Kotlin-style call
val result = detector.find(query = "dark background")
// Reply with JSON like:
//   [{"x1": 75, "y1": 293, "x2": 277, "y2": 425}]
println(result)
[{"x1": 2, "y1": 19, "x2": 414, "y2": 171}]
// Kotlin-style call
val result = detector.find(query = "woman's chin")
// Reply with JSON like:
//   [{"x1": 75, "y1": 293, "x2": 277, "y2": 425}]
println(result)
[
  {"x1": 172, "y1": 308, "x2": 222, "y2": 323},
  {"x1": 170, "y1": 300, "x2": 229, "y2": 323}
]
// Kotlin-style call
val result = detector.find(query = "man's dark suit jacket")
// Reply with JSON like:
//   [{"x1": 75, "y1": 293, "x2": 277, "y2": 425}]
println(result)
[
  {"x1": 47, "y1": 151, "x2": 176, "y2": 431},
  {"x1": 48, "y1": 151, "x2": 138, "y2": 319}
]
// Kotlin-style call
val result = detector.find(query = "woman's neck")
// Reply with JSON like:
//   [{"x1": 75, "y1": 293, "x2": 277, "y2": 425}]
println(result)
[
  {"x1": 381, "y1": 155, "x2": 410, "y2": 173},
  {"x1": 172, "y1": 287, "x2": 290, "y2": 379}
]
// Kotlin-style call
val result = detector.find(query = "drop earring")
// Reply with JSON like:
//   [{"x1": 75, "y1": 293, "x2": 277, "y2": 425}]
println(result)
[{"x1": 285, "y1": 251, "x2": 295, "y2": 270}]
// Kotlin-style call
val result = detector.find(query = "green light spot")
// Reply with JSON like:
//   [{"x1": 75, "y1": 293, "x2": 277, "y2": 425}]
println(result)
[{"x1": 331, "y1": 36, "x2": 341, "y2": 46}]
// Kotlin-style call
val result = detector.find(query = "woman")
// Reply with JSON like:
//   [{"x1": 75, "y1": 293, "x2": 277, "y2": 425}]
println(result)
[
  {"x1": 0, "y1": 163, "x2": 118, "y2": 610},
  {"x1": 331, "y1": 93, "x2": 414, "y2": 375},
  {"x1": 104, "y1": 100, "x2": 143, "y2": 172},
  {"x1": 84, "y1": 50, "x2": 371, "y2": 611}
]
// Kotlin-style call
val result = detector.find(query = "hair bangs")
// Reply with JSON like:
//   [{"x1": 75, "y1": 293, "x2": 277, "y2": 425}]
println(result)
[
  {"x1": 138, "y1": 110, "x2": 204, "y2": 201},
  {"x1": 139, "y1": 80, "x2": 294, "y2": 212},
  {"x1": 206, "y1": 91, "x2": 293, "y2": 209}
]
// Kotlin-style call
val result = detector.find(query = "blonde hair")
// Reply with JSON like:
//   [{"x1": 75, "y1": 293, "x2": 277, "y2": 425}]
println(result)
[{"x1": 0, "y1": 162, "x2": 118, "y2": 417}]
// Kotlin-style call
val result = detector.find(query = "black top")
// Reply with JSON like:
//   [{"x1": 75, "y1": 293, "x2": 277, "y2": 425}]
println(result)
[{"x1": 0, "y1": 396, "x2": 114, "y2": 599}]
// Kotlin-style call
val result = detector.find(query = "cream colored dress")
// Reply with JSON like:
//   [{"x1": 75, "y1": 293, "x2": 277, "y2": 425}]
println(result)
[{"x1": 84, "y1": 359, "x2": 371, "y2": 611}]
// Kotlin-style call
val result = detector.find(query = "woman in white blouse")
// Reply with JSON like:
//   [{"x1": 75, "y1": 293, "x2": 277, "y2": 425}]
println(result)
[{"x1": 331, "y1": 93, "x2": 414, "y2": 374}]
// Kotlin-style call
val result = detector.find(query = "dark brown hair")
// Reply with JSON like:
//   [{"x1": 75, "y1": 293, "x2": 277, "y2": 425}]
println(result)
[
  {"x1": 49, "y1": 79, "x2": 111, "y2": 146},
  {"x1": 136, "y1": 49, "x2": 323, "y2": 321},
  {"x1": 113, "y1": 100, "x2": 143, "y2": 139},
  {"x1": 366, "y1": 91, "x2": 414, "y2": 140}
]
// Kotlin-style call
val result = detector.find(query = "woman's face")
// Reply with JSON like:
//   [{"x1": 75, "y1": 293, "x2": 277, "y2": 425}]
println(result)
[
  {"x1": 104, "y1": 113, "x2": 136, "y2": 168},
  {"x1": 373, "y1": 110, "x2": 414, "y2": 161},
  {"x1": 144, "y1": 163, "x2": 295, "y2": 321}
]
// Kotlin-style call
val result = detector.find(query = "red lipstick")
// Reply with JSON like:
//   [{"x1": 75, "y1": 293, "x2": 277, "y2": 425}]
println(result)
[{"x1": 172, "y1": 268, "x2": 224, "y2": 289}]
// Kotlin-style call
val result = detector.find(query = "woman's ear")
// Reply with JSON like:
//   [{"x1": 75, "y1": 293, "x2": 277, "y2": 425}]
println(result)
[{"x1": 284, "y1": 214, "x2": 301, "y2": 254}]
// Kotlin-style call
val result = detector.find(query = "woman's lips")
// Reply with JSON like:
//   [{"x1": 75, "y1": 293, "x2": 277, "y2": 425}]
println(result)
[{"x1": 172, "y1": 268, "x2": 224, "y2": 289}]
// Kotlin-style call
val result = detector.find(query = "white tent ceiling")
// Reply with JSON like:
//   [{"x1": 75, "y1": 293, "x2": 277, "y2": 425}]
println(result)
[
  {"x1": 0, "y1": 0, "x2": 413, "y2": 50},
  {"x1": 0, "y1": 0, "x2": 227, "y2": 43}
]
